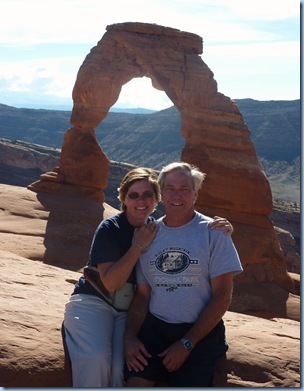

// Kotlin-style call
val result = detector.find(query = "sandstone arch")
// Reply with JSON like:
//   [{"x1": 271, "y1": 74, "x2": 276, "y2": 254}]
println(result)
[{"x1": 28, "y1": 22, "x2": 295, "y2": 292}]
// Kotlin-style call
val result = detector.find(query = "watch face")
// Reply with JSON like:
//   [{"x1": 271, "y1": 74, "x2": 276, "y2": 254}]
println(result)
[{"x1": 181, "y1": 338, "x2": 192, "y2": 350}]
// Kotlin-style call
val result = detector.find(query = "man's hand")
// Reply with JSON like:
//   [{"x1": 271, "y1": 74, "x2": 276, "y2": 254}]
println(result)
[
  {"x1": 157, "y1": 341, "x2": 190, "y2": 372},
  {"x1": 124, "y1": 335, "x2": 151, "y2": 372}
]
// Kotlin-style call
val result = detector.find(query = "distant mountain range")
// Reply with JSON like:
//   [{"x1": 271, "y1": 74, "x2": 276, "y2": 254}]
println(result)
[{"x1": 0, "y1": 99, "x2": 300, "y2": 203}]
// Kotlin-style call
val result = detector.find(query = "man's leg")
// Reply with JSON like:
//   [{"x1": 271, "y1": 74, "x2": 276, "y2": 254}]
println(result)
[
  {"x1": 124, "y1": 313, "x2": 169, "y2": 386},
  {"x1": 169, "y1": 320, "x2": 228, "y2": 387}
]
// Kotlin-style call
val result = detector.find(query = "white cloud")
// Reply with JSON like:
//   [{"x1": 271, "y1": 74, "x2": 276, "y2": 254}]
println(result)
[
  {"x1": 204, "y1": 41, "x2": 299, "y2": 61},
  {"x1": 0, "y1": 56, "x2": 81, "y2": 97},
  {"x1": 223, "y1": 0, "x2": 299, "y2": 20},
  {"x1": 116, "y1": 77, "x2": 172, "y2": 110},
  {"x1": 0, "y1": 0, "x2": 299, "y2": 46},
  {"x1": 0, "y1": 0, "x2": 300, "y2": 109},
  {"x1": 203, "y1": 41, "x2": 300, "y2": 99}
]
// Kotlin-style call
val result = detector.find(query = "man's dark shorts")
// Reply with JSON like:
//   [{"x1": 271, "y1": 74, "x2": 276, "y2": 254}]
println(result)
[{"x1": 124, "y1": 312, "x2": 228, "y2": 387}]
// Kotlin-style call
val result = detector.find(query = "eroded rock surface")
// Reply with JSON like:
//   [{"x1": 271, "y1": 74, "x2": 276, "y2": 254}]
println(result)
[{"x1": 0, "y1": 185, "x2": 300, "y2": 387}]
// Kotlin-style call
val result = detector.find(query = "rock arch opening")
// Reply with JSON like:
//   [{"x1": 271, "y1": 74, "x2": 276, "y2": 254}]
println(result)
[
  {"x1": 96, "y1": 76, "x2": 184, "y2": 170},
  {"x1": 115, "y1": 76, "x2": 172, "y2": 112}
]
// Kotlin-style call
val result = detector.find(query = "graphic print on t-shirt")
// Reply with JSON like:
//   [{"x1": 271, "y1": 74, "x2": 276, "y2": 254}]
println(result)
[
  {"x1": 150, "y1": 247, "x2": 200, "y2": 292},
  {"x1": 154, "y1": 249, "x2": 199, "y2": 274}
]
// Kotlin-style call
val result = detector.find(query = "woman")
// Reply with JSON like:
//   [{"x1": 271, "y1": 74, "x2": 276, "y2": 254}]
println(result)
[{"x1": 63, "y1": 167, "x2": 233, "y2": 387}]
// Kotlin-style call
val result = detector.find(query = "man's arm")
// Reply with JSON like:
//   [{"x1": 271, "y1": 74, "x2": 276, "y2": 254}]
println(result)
[
  {"x1": 124, "y1": 283, "x2": 152, "y2": 372},
  {"x1": 158, "y1": 272, "x2": 234, "y2": 372},
  {"x1": 183, "y1": 272, "x2": 233, "y2": 345}
]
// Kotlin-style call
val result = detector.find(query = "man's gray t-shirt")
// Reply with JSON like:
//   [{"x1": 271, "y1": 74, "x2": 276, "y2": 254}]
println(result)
[{"x1": 136, "y1": 212, "x2": 243, "y2": 323}]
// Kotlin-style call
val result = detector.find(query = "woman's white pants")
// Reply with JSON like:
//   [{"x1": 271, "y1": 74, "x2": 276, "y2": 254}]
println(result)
[{"x1": 63, "y1": 294, "x2": 127, "y2": 387}]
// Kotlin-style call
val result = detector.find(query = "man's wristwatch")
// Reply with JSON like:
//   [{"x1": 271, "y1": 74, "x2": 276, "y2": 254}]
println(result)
[{"x1": 180, "y1": 338, "x2": 193, "y2": 350}]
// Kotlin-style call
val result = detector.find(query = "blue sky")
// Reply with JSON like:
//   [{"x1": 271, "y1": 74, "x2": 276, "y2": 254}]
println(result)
[{"x1": 0, "y1": 0, "x2": 301, "y2": 110}]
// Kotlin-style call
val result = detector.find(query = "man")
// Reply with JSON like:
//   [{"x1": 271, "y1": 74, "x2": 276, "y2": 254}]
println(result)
[{"x1": 123, "y1": 162, "x2": 243, "y2": 387}]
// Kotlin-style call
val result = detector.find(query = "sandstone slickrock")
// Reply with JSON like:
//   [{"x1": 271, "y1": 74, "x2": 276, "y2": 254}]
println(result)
[
  {"x1": 28, "y1": 22, "x2": 295, "y2": 293},
  {"x1": 0, "y1": 185, "x2": 300, "y2": 387}
]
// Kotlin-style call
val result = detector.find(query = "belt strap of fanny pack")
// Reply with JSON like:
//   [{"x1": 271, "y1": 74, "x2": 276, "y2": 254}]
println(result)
[{"x1": 83, "y1": 266, "x2": 114, "y2": 306}]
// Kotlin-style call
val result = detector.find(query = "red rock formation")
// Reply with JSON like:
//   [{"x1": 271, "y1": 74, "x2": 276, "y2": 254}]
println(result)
[
  {"x1": 28, "y1": 22, "x2": 294, "y2": 292},
  {"x1": 0, "y1": 184, "x2": 300, "y2": 387}
]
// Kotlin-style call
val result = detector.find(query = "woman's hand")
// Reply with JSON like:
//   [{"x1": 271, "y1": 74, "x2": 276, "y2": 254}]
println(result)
[
  {"x1": 133, "y1": 221, "x2": 158, "y2": 252},
  {"x1": 209, "y1": 216, "x2": 233, "y2": 236}
]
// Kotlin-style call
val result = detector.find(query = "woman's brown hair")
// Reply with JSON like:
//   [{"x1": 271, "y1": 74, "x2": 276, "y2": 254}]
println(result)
[{"x1": 118, "y1": 167, "x2": 161, "y2": 211}]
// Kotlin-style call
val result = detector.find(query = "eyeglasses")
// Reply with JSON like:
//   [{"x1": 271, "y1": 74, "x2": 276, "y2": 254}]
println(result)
[{"x1": 126, "y1": 191, "x2": 155, "y2": 200}]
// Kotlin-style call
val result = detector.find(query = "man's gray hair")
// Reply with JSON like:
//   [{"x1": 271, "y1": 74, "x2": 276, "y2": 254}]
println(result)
[{"x1": 158, "y1": 162, "x2": 206, "y2": 191}]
